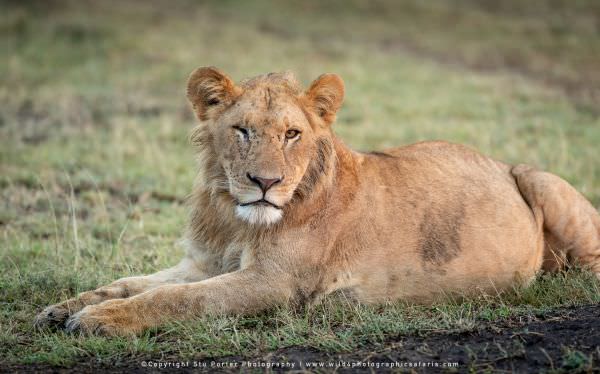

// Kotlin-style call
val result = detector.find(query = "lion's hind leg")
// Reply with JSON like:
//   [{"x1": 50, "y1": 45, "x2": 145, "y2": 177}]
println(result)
[{"x1": 512, "y1": 164, "x2": 600, "y2": 278}]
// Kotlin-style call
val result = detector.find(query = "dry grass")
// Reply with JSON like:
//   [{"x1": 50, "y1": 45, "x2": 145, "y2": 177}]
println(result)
[{"x1": 1, "y1": 0, "x2": 599, "y2": 368}]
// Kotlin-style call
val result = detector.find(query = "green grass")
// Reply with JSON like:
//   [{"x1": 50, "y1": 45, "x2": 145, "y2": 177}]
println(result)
[{"x1": 1, "y1": 0, "x2": 599, "y2": 367}]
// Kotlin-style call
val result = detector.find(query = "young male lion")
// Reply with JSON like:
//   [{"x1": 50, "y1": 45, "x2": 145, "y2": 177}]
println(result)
[{"x1": 35, "y1": 67, "x2": 600, "y2": 336}]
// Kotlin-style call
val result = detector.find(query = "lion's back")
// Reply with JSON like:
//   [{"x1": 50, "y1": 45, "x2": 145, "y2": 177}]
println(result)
[{"x1": 361, "y1": 140, "x2": 516, "y2": 197}]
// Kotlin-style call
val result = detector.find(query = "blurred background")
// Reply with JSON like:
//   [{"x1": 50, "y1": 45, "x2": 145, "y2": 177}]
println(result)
[
  {"x1": 2, "y1": 0, "x2": 600, "y2": 267},
  {"x1": 1, "y1": 0, "x2": 600, "y2": 365}
]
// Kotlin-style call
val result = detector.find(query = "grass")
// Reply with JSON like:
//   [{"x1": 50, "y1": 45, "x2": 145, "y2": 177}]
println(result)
[{"x1": 1, "y1": 0, "x2": 599, "y2": 368}]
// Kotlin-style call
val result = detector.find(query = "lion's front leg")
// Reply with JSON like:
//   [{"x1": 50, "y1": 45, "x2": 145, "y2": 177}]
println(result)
[
  {"x1": 64, "y1": 268, "x2": 293, "y2": 336},
  {"x1": 34, "y1": 257, "x2": 209, "y2": 330}
]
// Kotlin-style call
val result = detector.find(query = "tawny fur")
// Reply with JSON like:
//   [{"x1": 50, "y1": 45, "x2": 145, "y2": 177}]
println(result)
[{"x1": 35, "y1": 67, "x2": 600, "y2": 336}]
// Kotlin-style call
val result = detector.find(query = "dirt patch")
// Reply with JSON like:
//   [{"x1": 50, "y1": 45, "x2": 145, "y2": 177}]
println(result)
[{"x1": 5, "y1": 304, "x2": 598, "y2": 373}]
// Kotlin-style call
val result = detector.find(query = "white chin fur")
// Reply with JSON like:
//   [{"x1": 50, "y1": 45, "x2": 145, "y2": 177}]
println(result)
[{"x1": 236, "y1": 205, "x2": 282, "y2": 225}]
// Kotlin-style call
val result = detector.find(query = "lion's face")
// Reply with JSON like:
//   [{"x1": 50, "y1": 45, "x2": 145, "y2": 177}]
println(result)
[
  {"x1": 214, "y1": 89, "x2": 316, "y2": 225},
  {"x1": 187, "y1": 68, "x2": 344, "y2": 225}
]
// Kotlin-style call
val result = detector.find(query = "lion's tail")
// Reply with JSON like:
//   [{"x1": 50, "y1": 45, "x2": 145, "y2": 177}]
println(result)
[{"x1": 511, "y1": 164, "x2": 600, "y2": 278}]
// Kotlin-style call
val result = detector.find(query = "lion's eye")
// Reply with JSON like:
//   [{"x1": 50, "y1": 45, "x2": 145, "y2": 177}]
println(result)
[
  {"x1": 285, "y1": 129, "x2": 300, "y2": 140},
  {"x1": 233, "y1": 126, "x2": 249, "y2": 140}
]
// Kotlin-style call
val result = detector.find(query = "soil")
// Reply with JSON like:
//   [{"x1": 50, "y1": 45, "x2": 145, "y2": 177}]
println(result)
[{"x1": 4, "y1": 304, "x2": 599, "y2": 373}]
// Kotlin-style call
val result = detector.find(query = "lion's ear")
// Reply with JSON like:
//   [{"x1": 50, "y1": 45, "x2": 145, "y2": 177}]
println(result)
[
  {"x1": 304, "y1": 74, "x2": 345, "y2": 125},
  {"x1": 186, "y1": 67, "x2": 240, "y2": 121}
]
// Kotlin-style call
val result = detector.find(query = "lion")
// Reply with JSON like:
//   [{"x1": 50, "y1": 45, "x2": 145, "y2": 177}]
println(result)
[{"x1": 34, "y1": 67, "x2": 600, "y2": 336}]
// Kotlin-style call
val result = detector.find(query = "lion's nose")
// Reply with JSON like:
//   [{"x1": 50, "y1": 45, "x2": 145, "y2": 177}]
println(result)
[{"x1": 247, "y1": 173, "x2": 282, "y2": 193}]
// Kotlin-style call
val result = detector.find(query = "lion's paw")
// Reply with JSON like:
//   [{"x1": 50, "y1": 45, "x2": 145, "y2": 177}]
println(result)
[
  {"x1": 65, "y1": 302, "x2": 139, "y2": 337},
  {"x1": 34, "y1": 304, "x2": 71, "y2": 330}
]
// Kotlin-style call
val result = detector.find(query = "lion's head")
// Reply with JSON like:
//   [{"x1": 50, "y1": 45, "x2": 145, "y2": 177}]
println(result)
[{"x1": 186, "y1": 67, "x2": 344, "y2": 225}]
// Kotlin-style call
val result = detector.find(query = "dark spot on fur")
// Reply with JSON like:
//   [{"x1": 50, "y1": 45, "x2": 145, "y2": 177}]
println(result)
[
  {"x1": 419, "y1": 203, "x2": 465, "y2": 266},
  {"x1": 95, "y1": 290, "x2": 109, "y2": 298},
  {"x1": 293, "y1": 285, "x2": 319, "y2": 308},
  {"x1": 387, "y1": 274, "x2": 400, "y2": 291},
  {"x1": 294, "y1": 137, "x2": 333, "y2": 200},
  {"x1": 291, "y1": 269, "x2": 327, "y2": 308},
  {"x1": 313, "y1": 138, "x2": 331, "y2": 175},
  {"x1": 367, "y1": 151, "x2": 396, "y2": 158},
  {"x1": 266, "y1": 87, "x2": 273, "y2": 109},
  {"x1": 206, "y1": 98, "x2": 219, "y2": 106},
  {"x1": 121, "y1": 286, "x2": 131, "y2": 298}
]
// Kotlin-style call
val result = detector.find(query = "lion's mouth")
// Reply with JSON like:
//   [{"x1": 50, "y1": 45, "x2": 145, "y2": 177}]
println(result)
[{"x1": 238, "y1": 199, "x2": 282, "y2": 209}]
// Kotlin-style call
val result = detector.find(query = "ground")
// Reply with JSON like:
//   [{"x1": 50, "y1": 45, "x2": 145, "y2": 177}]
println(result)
[
  {"x1": 1, "y1": 0, "x2": 600, "y2": 372},
  {"x1": 5, "y1": 303, "x2": 600, "y2": 373}
]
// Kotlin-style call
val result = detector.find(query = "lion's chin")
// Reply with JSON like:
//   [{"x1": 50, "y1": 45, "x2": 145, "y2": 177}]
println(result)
[{"x1": 235, "y1": 204, "x2": 283, "y2": 225}]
